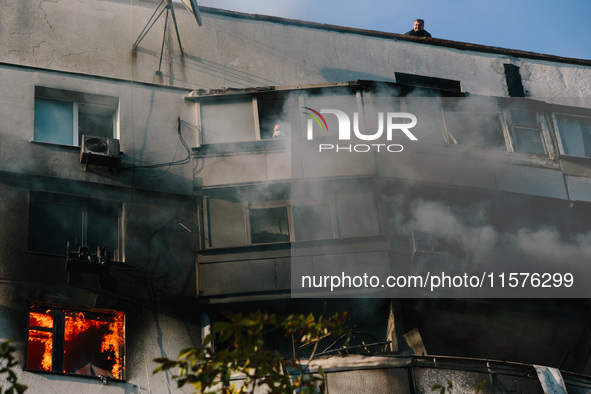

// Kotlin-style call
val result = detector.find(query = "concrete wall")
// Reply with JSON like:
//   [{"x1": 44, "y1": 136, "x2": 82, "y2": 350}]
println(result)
[
  {"x1": 0, "y1": 64, "x2": 196, "y2": 194},
  {"x1": 1, "y1": 0, "x2": 590, "y2": 103},
  {"x1": 0, "y1": 282, "x2": 199, "y2": 393},
  {"x1": 2, "y1": 0, "x2": 591, "y2": 391}
]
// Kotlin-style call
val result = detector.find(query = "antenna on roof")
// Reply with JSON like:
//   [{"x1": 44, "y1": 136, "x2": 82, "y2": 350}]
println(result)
[
  {"x1": 181, "y1": 0, "x2": 203, "y2": 26},
  {"x1": 132, "y1": 0, "x2": 202, "y2": 75}
]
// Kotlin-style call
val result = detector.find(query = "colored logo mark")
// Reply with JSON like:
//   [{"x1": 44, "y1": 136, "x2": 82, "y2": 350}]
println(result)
[{"x1": 302, "y1": 107, "x2": 329, "y2": 132}]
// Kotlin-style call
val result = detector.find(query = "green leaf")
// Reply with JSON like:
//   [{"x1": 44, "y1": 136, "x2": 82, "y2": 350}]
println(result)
[{"x1": 152, "y1": 311, "x2": 349, "y2": 394}]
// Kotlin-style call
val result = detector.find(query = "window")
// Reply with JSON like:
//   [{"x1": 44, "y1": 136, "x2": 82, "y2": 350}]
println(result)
[
  {"x1": 200, "y1": 98, "x2": 256, "y2": 144},
  {"x1": 257, "y1": 94, "x2": 294, "y2": 140},
  {"x1": 442, "y1": 98, "x2": 553, "y2": 155},
  {"x1": 34, "y1": 87, "x2": 118, "y2": 146},
  {"x1": 506, "y1": 109, "x2": 546, "y2": 154},
  {"x1": 29, "y1": 193, "x2": 121, "y2": 257},
  {"x1": 443, "y1": 110, "x2": 505, "y2": 149},
  {"x1": 555, "y1": 114, "x2": 591, "y2": 158},
  {"x1": 247, "y1": 200, "x2": 340, "y2": 244},
  {"x1": 249, "y1": 206, "x2": 290, "y2": 244},
  {"x1": 27, "y1": 305, "x2": 125, "y2": 380},
  {"x1": 198, "y1": 94, "x2": 299, "y2": 143}
]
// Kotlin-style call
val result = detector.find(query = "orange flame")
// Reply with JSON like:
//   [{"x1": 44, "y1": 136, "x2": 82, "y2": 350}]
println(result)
[
  {"x1": 64, "y1": 312, "x2": 103, "y2": 341},
  {"x1": 64, "y1": 311, "x2": 125, "y2": 379},
  {"x1": 28, "y1": 312, "x2": 54, "y2": 371},
  {"x1": 101, "y1": 312, "x2": 125, "y2": 379},
  {"x1": 30, "y1": 312, "x2": 53, "y2": 328},
  {"x1": 28, "y1": 330, "x2": 53, "y2": 371}
]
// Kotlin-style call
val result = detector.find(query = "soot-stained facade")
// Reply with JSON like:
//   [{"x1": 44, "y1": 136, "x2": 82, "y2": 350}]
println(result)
[{"x1": 1, "y1": 0, "x2": 591, "y2": 392}]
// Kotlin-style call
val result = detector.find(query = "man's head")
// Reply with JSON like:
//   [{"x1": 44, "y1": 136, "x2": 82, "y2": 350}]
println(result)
[{"x1": 413, "y1": 19, "x2": 425, "y2": 32}]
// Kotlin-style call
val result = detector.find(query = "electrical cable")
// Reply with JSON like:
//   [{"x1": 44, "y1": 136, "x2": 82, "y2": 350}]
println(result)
[{"x1": 121, "y1": 117, "x2": 193, "y2": 176}]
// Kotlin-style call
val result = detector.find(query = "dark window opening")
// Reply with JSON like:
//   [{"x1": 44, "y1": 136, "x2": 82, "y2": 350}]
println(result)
[
  {"x1": 258, "y1": 96, "x2": 290, "y2": 140},
  {"x1": 394, "y1": 72, "x2": 462, "y2": 93},
  {"x1": 503, "y1": 64, "x2": 525, "y2": 98},
  {"x1": 250, "y1": 207, "x2": 290, "y2": 244},
  {"x1": 29, "y1": 193, "x2": 120, "y2": 257},
  {"x1": 27, "y1": 306, "x2": 125, "y2": 380}
]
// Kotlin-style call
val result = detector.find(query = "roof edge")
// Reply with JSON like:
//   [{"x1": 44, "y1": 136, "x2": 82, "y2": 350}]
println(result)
[{"x1": 198, "y1": 6, "x2": 591, "y2": 67}]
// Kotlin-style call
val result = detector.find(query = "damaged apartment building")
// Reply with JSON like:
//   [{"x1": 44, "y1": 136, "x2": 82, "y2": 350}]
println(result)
[{"x1": 1, "y1": 0, "x2": 591, "y2": 392}]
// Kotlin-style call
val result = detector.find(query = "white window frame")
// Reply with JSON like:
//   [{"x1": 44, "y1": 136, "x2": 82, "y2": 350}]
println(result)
[
  {"x1": 552, "y1": 112, "x2": 591, "y2": 158},
  {"x1": 502, "y1": 110, "x2": 552, "y2": 155},
  {"x1": 34, "y1": 86, "x2": 119, "y2": 146},
  {"x1": 441, "y1": 104, "x2": 552, "y2": 156}
]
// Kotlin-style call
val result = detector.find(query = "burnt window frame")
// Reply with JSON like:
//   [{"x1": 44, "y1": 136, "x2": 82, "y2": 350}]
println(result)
[
  {"x1": 26, "y1": 304, "x2": 126, "y2": 381},
  {"x1": 28, "y1": 191, "x2": 123, "y2": 259},
  {"x1": 193, "y1": 84, "x2": 366, "y2": 146},
  {"x1": 256, "y1": 92, "x2": 296, "y2": 140},
  {"x1": 247, "y1": 202, "x2": 291, "y2": 244},
  {"x1": 246, "y1": 197, "x2": 339, "y2": 245},
  {"x1": 440, "y1": 98, "x2": 508, "y2": 150}
]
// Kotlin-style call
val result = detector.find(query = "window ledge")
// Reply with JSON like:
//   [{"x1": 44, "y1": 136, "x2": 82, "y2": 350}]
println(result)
[
  {"x1": 557, "y1": 154, "x2": 591, "y2": 164},
  {"x1": 558, "y1": 155, "x2": 591, "y2": 177},
  {"x1": 193, "y1": 139, "x2": 290, "y2": 157},
  {"x1": 31, "y1": 140, "x2": 80, "y2": 151},
  {"x1": 24, "y1": 368, "x2": 126, "y2": 383},
  {"x1": 196, "y1": 235, "x2": 389, "y2": 256}
]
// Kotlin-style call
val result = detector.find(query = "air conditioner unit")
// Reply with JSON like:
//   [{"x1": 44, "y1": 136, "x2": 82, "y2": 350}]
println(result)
[{"x1": 80, "y1": 135, "x2": 121, "y2": 168}]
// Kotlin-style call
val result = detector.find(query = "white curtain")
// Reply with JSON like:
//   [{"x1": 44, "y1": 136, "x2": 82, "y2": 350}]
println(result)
[{"x1": 557, "y1": 115, "x2": 591, "y2": 157}]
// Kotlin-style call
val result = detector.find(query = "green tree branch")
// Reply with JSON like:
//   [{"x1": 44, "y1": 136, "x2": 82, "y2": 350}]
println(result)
[{"x1": 154, "y1": 311, "x2": 350, "y2": 394}]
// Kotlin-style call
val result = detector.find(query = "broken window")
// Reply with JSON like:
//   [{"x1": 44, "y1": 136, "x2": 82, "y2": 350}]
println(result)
[
  {"x1": 34, "y1": 87, "x2": 118, "y2": 146},
  {"x1": 249, "y1": 206, "x2": 290, "y2": 244},
  {"x1": 28, "y1": 192, "x2": 121, "y2": 258},
  {"x1": 27, "y1": 305, "x2": 125, "y2": 380},
  {"x1": 443, "y1": 110, "x2": 506, "y2": 150},
  {"x1": 248, "y1": 201, "x2": 337, "y2": 244},
  {"x1": 555, "y1": 114, "x2": 591, "y2": 158}
]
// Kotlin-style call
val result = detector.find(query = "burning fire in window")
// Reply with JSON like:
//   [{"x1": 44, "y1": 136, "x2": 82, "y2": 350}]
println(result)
[
  {"x1": 27, "y1": 306, "x2": 125, "y2": 380},
  {"x1": 28, "y1": 312, "x2": 53, "y2": 371}
]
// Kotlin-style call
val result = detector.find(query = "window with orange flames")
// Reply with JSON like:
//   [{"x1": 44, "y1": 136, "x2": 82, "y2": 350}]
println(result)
[{"x1": 27, "y1": 306, "x2": 125, "y2": 380}]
